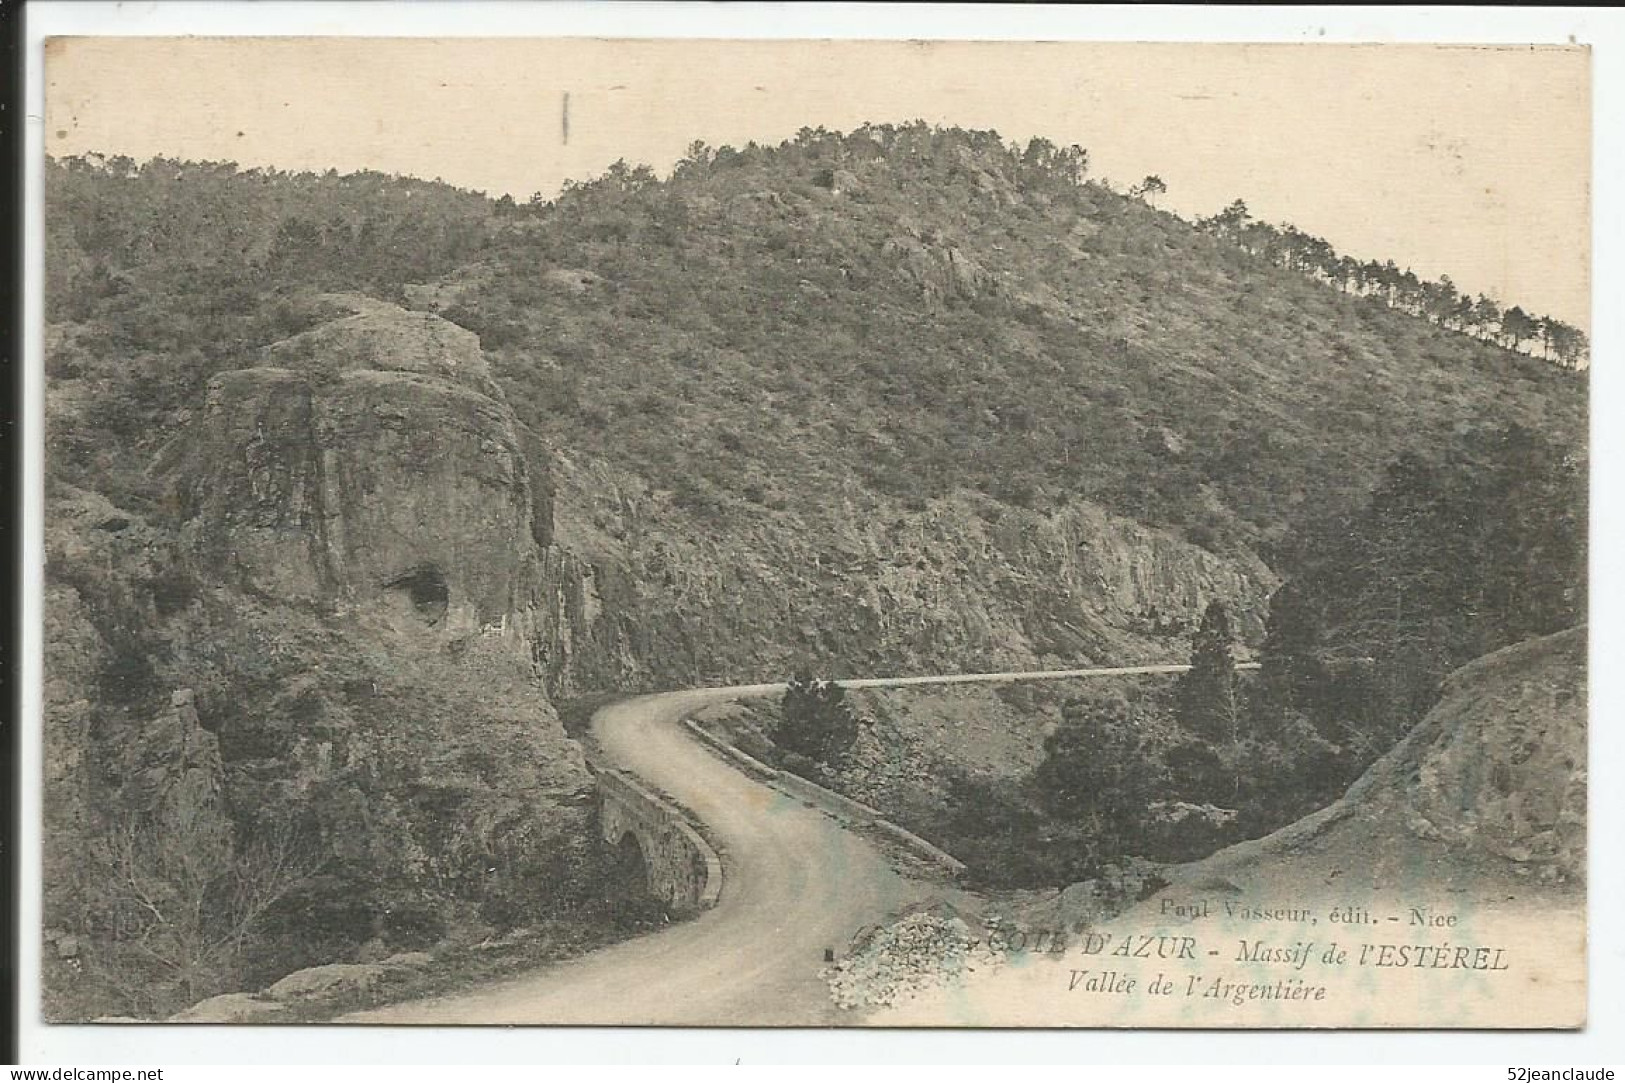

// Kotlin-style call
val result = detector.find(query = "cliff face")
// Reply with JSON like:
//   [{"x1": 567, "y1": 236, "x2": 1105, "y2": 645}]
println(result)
[
  {"x1": 166, "y1": 288, "x2": 591, "y2": 824},
  {"x1": 532, "y1": 451, "x2": 1275, "y2": 697},
  {"x1": 42, "y1": 580, "x2": 105, "y2": 929}
]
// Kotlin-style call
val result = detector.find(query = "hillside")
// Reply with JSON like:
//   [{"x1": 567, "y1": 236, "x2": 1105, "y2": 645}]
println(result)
[
  {"x1": 457, "y1": 127, "x2": 1582, "y2": 558},
  {"x1": 46, "y1": 135, "x2": 1585, "y2": 687},
  {"x1": 41, "y1": 125, "x2": 1587, "y2": 1018},
  {"x1": 42, "y1": 296, "x2": 604, "y2": 1020}
]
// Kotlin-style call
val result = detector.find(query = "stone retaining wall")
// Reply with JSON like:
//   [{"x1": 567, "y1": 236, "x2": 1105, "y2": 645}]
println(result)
[{"x1": 682, "y1": 719, "x2": 965, "y2": 877}]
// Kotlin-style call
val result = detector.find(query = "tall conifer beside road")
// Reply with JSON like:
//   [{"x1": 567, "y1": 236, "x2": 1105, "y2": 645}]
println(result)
[{"x1": 1175, "y1": 600, "x2": 1240, "y2": 747}]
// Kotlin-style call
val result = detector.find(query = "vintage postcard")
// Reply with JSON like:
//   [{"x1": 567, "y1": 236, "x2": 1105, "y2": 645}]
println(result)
[{"x1": 38, "y1": 36, "x2": 1588, "y2": 1029}]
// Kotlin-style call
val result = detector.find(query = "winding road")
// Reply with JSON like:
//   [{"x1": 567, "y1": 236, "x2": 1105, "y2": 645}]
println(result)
[{"x1": 346, "y1": 664, "x2": 1232, "y2": 1025}]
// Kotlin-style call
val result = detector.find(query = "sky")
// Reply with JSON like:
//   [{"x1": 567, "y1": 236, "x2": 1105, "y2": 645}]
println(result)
[{"x1": 44, "y1": 37, "x2": 1591, "y2": 328}]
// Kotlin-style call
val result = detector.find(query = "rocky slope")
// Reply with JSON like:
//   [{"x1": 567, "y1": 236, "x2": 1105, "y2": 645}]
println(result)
[
  {"x1": 400, "y1": 124, "x2": 1579, "y2": 695},
  {"x1": 43, "y1": 138, "x2": 1584, "y2": 701},
  {"x1": 39, "y1": 283, "x2": 1285, "y2": 1021},
  {"x1": 1179, "y1": 624, "x2": 1588, "y2": 887},
  {"x1": 43, "y1": 298, "x2": 596, "y2": 1020},
  {"x1": 982, "y1": 626, "x2": 1588, "y2": 943}
]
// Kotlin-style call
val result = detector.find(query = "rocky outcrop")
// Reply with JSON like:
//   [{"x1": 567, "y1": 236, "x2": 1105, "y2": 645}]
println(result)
[
  {"x1": 176, "y1": 294, "x2": 544, "y2": 644},
  {"x1": 44, "y1": 297, "x2": 603, "y2": 1022},
  {"x1": 168, "y1": 992, "x2": 287, "y2": 1024},
  {"x1": 166, "y1": 290, "x2": 592, "y2": 791},
  {"x1": 42, "y1": 583, "x2": 103, "y2": 928},
  {"x1": 120, "y1": 688, "x2": 231, "y2": 857},
  {"x1": 43, "y1": 485, "x2": 185, "y2": 930},
  {"x1": 533, "y1": 542, "x2": 645, "y2": 696},
  {"x1": 884, "y1": 234, "x2": 1000, "y2": 305},
  {"x1": 265, "y1": 962, "x2": 390, "y2": 1003},
  {"x1": 1396, "y1": 626, "x2": 1586, "y2": 878},
  {"x1": 261, "y1": 293, "x2": 500, "y2": 398}
]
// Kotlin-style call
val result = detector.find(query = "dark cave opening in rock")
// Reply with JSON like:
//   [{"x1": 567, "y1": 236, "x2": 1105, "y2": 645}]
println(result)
[{"x1": 382, "y1": 564, "x2": 449, "y2": 625}]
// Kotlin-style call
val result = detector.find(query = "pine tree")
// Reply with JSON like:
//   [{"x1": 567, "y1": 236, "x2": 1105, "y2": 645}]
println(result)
[
  {"x1": 1174, "y1": 600, "x2": 1240, "y2": 745},
  {"x1": 1255, "y1": 580, "x2": 1329, "y2": 715},
  {"x1": 1033, "y1": 696, "x2": 1157, "y2": 857},
  {"x1": 1129, "y1": 175, "x2": 1167, "y2": 207}
]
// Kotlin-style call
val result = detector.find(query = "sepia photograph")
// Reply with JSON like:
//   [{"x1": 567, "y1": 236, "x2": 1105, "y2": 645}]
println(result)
[{"x1": 33, "y1": 28, "x2": 1590, "y2": 1035}]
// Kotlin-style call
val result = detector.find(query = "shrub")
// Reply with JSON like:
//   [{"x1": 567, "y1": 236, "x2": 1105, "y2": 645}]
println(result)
[
  {"x1": 773, "y1": 673, "x2": 860, "y2": 767},
  {"x1": 1032, "y1": 697, "x2": 1162, "y2": 860}
]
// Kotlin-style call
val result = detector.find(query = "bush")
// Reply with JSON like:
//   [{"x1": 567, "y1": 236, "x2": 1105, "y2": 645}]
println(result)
[
  {"x1": 1033, "y1": 697, "x2": 1162, "y2": 859},
  {"x1": 773, "y1": 673, "x2": 860, "y2": 766},
  {"x1": 934, "y1": 772, "x2": 1099, "y2": 888},
  {"x1": 380, "y1": 898, "x2": 449, "y2": 950}
]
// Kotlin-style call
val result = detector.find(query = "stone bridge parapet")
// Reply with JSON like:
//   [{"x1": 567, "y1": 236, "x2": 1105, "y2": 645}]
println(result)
[{"x1": 595, "y1": 766, "x2": 722, "y2": 916}]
